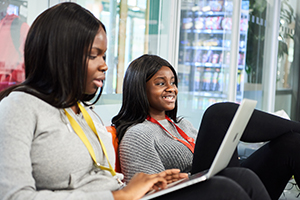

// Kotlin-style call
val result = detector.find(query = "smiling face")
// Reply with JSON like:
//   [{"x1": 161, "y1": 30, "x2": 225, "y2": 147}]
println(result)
[
  {"x1": 85, "y1": 28, "x2": 108, "y2": 94},
  {"x1": 146, "y1": 66, "x2": 178, "y2": 120}
]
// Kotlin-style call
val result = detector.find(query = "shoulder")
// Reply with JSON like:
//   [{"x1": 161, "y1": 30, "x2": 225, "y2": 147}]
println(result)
[
  {"x1": 1, "y1": 91, "x2": 47, "y2": 108},
  {"x1": 0, "y1": 92, "x2": 54, "y2": 140},
  {"x1": 176, "y1": 118, "x2": 198, "y2": 137},
  {"x1": 120, "y1": 120, "x2": 161, "y2": 145},
  {"x1": 126, "y1": 120, "x2": 161, "y2": 137},
  {"x1": 178, "y1": 118, "x2": 194, "y2": 127},
  {"x1": 0, "y1": 91, "x2": 54, "y2": 117}
]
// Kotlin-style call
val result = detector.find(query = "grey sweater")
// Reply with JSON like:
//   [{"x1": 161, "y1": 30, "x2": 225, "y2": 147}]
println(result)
[
  {"x1": 119, "y1": 118, "x2": 198, "y2": 182},
  {"x1": 0, "y1": 92, "x2": 123, "y2": 200}
]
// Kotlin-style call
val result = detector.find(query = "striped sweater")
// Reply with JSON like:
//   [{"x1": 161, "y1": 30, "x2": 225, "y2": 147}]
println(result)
[{"x1": 119, "y1": 119, "x2": 198, "y2": 182}]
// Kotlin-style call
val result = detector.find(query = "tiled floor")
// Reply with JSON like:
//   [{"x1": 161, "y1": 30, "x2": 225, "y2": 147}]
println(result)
[{"x1": 279, "y1": 179, "x2": 300, "y2": 200}]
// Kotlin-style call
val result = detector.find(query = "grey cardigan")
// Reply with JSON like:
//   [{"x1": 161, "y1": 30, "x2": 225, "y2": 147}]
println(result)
[{"x1": 0, "y1": 92, "x2": 122, "y2": 200}]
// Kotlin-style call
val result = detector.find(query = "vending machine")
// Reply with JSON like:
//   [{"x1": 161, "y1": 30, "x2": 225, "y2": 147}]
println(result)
[{"x1": 177, "y1": 0, "x2": 249, "y2": 112}]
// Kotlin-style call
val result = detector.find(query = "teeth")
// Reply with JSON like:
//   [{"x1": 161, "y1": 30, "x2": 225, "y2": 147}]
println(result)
[{"x1": 164, "y1": 96, "x2": 174, "y2": 100}]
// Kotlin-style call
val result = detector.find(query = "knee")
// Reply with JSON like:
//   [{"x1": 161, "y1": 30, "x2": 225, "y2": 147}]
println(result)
[
  {"x1": 271, "y1": 132, "x2": 300, "y2": 153},
  {"x1": 202, "y1": 102, "x2": 238, "y2": 124},
  {"x1": 221, "y1": 167, "x2": 261, "y2": 183},
  {"x1": 208, "y1": 176, "x2": 239, "y2": 189},
  {"x1": 204, "y1": 176, "x2": 250, "y2": 199},
  {"x1": 238, "y1": 167, "x2": 261, "y2": 182}
]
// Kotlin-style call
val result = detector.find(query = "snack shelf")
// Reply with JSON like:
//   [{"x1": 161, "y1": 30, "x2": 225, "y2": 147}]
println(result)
[
  {"x1": 177, "y1": 0, "x2": 249, "y2": 105},
  {"x1": 189, "y1": 29, "x2": 247, "y2": 35},
  {"x1": 181, "y1": 46, "x2": 246, "y2": 52},
  {"x1": 178, "y1": 62, "x2": 245, "y2": 70},
  {"x1": 180, "y1": 90, "x2": 243, "y2": 98}
]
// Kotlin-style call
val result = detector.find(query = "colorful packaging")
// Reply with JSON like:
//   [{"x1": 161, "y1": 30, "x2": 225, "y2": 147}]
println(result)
[
  {"x1": 241, "y1": 1, "x2": 249, "y2": 11},
  {"x1": 193, "y1": 39, "x2": 204, "y2": 46},
  {"x1": 218, "y1": 72, "x2": 224, "y2": 91},
  {"x1": 222, "y1": 17, "x2": 232, "y2": 30},
  {"x1": 240, "y1": 18, "x2": 248, "y2": 31},
  {"x1": 212, "y1": 17, "x2": 223, "y2": 30},
  {"x1": 205, "y1": 17, "x2": 213, "y2": 29},
  {"x1": 210, "y1": 0, "x2": 224, "y2": 12},
  {"x1": 182, "y1": 17, "x2": 193, "y2": 29},
  {"x1": 202, "y1": 68, "x2": 213, "y2": 91},
  {"x1": 224, "y1": 1, "x2": 233, "y2": 12},
  {"x1": 194, "y1": 49, "x2": 203, "y2": 63},
  {"x1": 194, "y1": 67, "x2": 202, "y2": 91},
  {"x1": 211, "y1": 69, "x2": 220, "y2": 91},
  {"x1": 219, "y1": 53, "x2": 223, "y2": 63},
  {"x1": 212, "y1": 54, "x2": 220, "y2": 64},
  {"x1": 203, "y1": 38, "x2": 220, "y2": 46},
  {"x1": 239, "y1": 40, "x2": 246, "y2": 49},
  {"x1": 238, "y1": 53, "x2": 244, "y2": 65},
  {"x1": 202, "y1": 50, "x2": 213, "y2": 63},
  {"x1": 195, "y1": 17, "x2": 205, "y2": 30},
  {"x1": 184, "y1": 49, "x2": 193, "y2": 62},
  {"x1": 198, "y1": 0, "x2": 210, "y2": 12}
]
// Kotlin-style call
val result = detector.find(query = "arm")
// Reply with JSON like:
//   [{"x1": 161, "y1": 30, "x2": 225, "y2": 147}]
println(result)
[
  {"x1": 0, "y1": 95, "x2": 186, "y2": 200},
  {"x1": 0, "y1": 94, "x2": 114, "y2": 200},
  {"x1": 119, "y1": 125, "x2": 166, "y2": 182}
]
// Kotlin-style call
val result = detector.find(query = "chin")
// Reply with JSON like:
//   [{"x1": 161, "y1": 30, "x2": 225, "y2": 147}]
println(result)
[
  {"x1": 85, "y1": 89, "x2": 97, "y2": 95},
  {"x1": 166, "y1": 106, "x2": 175, "y2": 111}
]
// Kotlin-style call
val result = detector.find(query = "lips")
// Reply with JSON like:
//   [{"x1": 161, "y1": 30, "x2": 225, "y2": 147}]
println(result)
[
  {"x1": 93, "y1": 76, "x2": 105, "y2": 88},
  {"x1": 93, "y1": 79, "x2": 103, "y2": 88},
  {"x1": 163, "y1": 95, "x2": 176, "y2": 102}
]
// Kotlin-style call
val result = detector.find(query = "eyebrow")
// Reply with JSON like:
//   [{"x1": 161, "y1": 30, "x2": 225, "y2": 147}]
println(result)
[
  {"x1": 154, "y1": 76, "x2": 175, "y2": 80},
  {"x1": 91, "y1": 47, "x2": 105, "y2": 55}
]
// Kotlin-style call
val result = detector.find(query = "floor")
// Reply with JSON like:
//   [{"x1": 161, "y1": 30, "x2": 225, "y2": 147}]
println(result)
[{"x1": 279, "y1": 179, "x2": 300, "y2": 200}]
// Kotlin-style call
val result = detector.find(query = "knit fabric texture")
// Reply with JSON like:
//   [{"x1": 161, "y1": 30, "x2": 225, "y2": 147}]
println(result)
[{"x1": 119, "y1": 119, "x2": 198, "y2": 182}]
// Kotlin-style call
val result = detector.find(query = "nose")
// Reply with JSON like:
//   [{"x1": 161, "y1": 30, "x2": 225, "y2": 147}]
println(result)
[
  {"x1": 99, "y1": 57, "x2": 108, "y2": 72},
  {"x1": 165, "y1": 83, "x2": 177, "y2": 93}
]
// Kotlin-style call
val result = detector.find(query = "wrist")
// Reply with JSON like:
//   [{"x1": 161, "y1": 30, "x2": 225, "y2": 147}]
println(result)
[{"x1": 112, "y1": 189, "x2": 132, "y2": 200}]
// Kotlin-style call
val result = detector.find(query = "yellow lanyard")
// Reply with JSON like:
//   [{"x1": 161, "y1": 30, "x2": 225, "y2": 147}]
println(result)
[{"x1": 64, "y1": 102, "x2": 116, "y2": 177}]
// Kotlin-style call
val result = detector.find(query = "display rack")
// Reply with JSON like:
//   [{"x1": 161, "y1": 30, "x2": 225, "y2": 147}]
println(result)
[{"x1": 178, "y1": 0, "x2": 249, "y2": 109}]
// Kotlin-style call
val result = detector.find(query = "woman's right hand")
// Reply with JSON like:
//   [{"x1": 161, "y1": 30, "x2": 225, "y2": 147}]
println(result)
[
  {"x1": 112, "y1": 172, "x2": 167, "y2": 200},
  {"x1": 112, "y1": 169, "x2": 187, "y2": 200}
]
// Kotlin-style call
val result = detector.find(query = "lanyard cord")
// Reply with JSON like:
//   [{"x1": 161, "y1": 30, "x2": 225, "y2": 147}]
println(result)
[
  {"x1": 64, "y1": 102, "x2": 116, "y2": 177},
  {"x1": 146, "y1": 115, "x2": 195, "y2": 153}
]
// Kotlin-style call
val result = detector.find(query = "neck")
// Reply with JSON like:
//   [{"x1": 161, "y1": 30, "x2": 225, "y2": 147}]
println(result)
[
  {"x1": 149, "y1": 113, "x2": 166, "y2": 121},
  {"x1": 71, "y1": 104, "x2": 80, "y2": 114}
]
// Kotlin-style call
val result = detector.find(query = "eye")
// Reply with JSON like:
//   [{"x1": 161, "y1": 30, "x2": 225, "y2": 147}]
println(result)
[
  {"x1": 156, "y1": 82, "x2": 165, "y2": 86},
  {"x1": 89, "y1": 55, "x2": 97, "y2": 60},
  {"x1": 103, "y1": 54, "x2": 106, "y2": 61}
]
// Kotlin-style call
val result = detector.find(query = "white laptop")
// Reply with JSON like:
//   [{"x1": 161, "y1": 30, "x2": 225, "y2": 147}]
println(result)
[{"x1": 141, "y1": 98, "x2": 257, "y2": 200}]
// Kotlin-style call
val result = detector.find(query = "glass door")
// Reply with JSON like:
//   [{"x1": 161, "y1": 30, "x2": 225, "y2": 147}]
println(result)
[
  {"x1": 244, "y1": 0, "x2": 281, "y2": 112},
  {"x1": 275, "y1": 0, "x2": 298, "y2": 120},
  {"x1": 176, "y1": 0, "x2": 249, "y2": 127}
]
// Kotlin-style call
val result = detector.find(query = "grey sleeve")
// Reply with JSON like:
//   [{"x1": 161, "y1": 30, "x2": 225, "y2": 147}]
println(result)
[
  {"x1": 0, "y1": 95, "x2": 114, "y2": 200},
  {"x1": 119, "y1": 126, "x2": 165, "y2": 183}
]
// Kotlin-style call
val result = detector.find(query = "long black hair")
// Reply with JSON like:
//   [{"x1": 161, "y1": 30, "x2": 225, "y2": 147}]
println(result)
[
  {"x1": 0, "y1": 2, "x2": 106, "y2": 107},
  {"x1": 112, "y1": 54, "x2": 180, "y2": 142}
]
